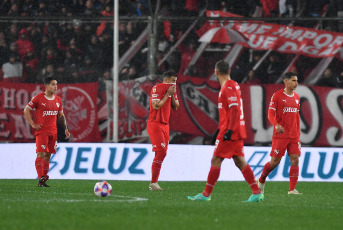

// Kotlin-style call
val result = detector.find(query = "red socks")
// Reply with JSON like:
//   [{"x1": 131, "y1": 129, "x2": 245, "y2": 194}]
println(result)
[
  {"x1": 202, "y1": 166, "x2": 220, "y2": 197},
  {"x1": 151, "y1": 150, "x2": 167, "y2": 183},
  {"x1": 289, "y1": 165, "x2": 299, "y2": 191},
  {"x1": 259, "y1": 162, "x2": 272, "y2": 183},
  {"x1": 43, "y1": 160, "x2": 50, "y2": 177},
  {"x1": 35, "y1": 157, "x2": 44, "y2": 179},
  {"x1": 241, "y1": 165, "x2": 260, "y2": 194}
]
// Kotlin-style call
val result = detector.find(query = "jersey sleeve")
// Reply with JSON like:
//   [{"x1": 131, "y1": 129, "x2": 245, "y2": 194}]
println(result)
[
  {"x1": 224, "y1": 86, "x2": 238, "y2": 108},
  {"x1": 173, "y1": 91, "x2": 178, "y2": 101},
  {"x1": 27, "y1": 95, "x2": 38, "y2": 110},
  {"x1": 269, "y1": 93, "x2": 277, "y2": 111},
  {"x1": 151, "y1": 85, "x2": 164, "y2": 101},
  {"x1": 58, "y1": 97, "x2": 63, "y2": 112}
]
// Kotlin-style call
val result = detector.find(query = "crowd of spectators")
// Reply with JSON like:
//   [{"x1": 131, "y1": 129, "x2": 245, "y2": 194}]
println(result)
[{"x1": 0, "y1": 0, "x2": 342, "y2": 88}]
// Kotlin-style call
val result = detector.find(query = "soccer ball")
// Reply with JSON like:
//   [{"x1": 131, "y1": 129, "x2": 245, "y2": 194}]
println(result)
[{"x1": 94, "y1": 181, "x2": 112, "y2": 197}]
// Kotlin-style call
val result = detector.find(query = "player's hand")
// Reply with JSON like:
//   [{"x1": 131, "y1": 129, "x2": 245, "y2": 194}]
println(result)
[
  {"x1": 32, "y1": 124, "x2": 43, "y2": 130},
  {"x1": 65, "y1": 129, "x2": 71, "y2": 139},
  {"x1": 167, "y1": 85, "x2": 176, "y2": 96},
  {"x1": 223, "y1": 130, "x2": 233, "y2": 141},
  {"x1": 275, "y1": 124, "x2": 284, "y2": 133},
  {"x1": 211, "y1": 129, "x2": 219, "y2": 145}
]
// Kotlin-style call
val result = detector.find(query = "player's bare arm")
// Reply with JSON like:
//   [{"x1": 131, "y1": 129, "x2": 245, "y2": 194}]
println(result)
[
  {"x1": 152, "y1": 85, "x2": 175, "y2": 110},
  {"x1": 23, "y1": 106, "x2": 42, "y2": 130},
  {"x1": 58, "y1": 111, "x2": 71, "y2": 139}
]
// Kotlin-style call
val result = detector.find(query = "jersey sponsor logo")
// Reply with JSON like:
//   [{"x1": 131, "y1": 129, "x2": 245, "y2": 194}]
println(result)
[
  {"x1": 283, "y1": 107, "x2": 298, "y2": 113},
  {"x1": 41, "y1": 103, "x2": 46, "y2": 106},
  {"x1": 152, "y1": 94, "x2": 158, "y2": 98},
  {"x1": 282, "y1": 99, "x2": 286, "y2": 102},
  {"x1": 29, "y1": 101, "x2": 33, "y2": 106},
  {"x1": 42, "y1": 111, "x2": 58, "y2": 116},
  {"x1": 228, "y1": 96, "x2": 237, "y2": 102}
]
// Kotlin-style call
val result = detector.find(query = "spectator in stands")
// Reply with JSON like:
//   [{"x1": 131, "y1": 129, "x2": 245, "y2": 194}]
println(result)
[
  {"x1": 1, "y1": 53, "x2": 23, "y2": 82},
  {"x1": 316, "y1": 68, "x2": 337, "y2": 87},
  {"x1": 7, "y1": 3, "x2": 20, "y2": 16},
  {"x1": 266, "y1": 53, "x2": 283, "y2": 83},
  {"x1": 98, "y1": 69, "x2": 112, "y2": 92},
  {"x1": 0, "y1": 32, "x2": 8, "y2": 66},
  {"x1": 23, "y1": 48, "x2": 39, "y2": 83},
  {"x1": 40, "y1": 47, "x2": 59, "y2": 68},
  {"x1": 243, "y1": 69, "x2": 261, "y2": 84},
  {"x1": 36, "y1": 64, "x2": 54, "y2": 83},
  {"x1": 84, "y1": 0, "x2": 98, "y2": 16},
  {"x1": 16, "y1": 28, "x2": 35, "y2": 61},
  {"x1": 80, "y1": 56, "x2": 98, "y2": 82},
  {"x1": 7, "y1": 23, "x2": 19, "y2": 44},
  {"x1": 178, "y1": 39, "x2": 197, "y2": 75}
]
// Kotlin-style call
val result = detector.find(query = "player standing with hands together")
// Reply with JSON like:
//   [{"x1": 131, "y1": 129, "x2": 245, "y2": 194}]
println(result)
[
  {"x1": 257, "y1": 72, "x2": 302, "y2": 195},
  {"x1": 147, "y1": 70, "x2": 179, "y2": 190},
  {"x1": 24, "y1": 77, "x2": 70, "y2": 187},
  {"x1": 188, "y1": 60, "x2": 264, "y2": 202}
]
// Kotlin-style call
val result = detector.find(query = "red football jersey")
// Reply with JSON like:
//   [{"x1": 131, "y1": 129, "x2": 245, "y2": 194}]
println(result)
[
  {"x1": 148, "y1": 83, "x2": 178, "y2": 124},
  {"x1": 217, "y1": 80, "x2": 246, "y2": 140},
  {"x1": 26, "y1": 92, "x2": 63, "y2": 136},
  {"x1": 269, "y1": 89, "x2": 300, "y2": 139}
]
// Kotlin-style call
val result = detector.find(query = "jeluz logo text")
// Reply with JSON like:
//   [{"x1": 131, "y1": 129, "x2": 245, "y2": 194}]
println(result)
[
  {"x1": 42, "y1": 111, "x2": 58, "y2": 116},
  {"x1": 283, "y1": 107, "x2": 297, "y2": 113}
]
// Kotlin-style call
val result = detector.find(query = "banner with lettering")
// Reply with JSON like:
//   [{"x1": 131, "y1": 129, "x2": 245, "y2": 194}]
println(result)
[
  {"x1": 116, "y1": 75, "x2": 343, "y2": 147},
  {"x1": 196, "y1": 10, "x2": 343, "y2": 59},
  {"x1": 0, "y1": 82, "x2": 101, "y2": 142}
]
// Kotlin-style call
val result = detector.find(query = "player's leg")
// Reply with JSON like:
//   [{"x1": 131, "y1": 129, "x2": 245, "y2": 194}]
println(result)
[
  {"x1": 187, "y1": 155, "x2": 223, "y2": 201},
  {"x1": 288, "y1": 139, "x2": 302, "y2": 194},
  {"x1": 147, "y1": 123, "x2": 167, "y2": 190},
  {"x1": 42, "y1": 135, "x2": 57, "y2": 182},
  {"x1": 232, "y1": 155, "x2": 263, "y2": 202},
  {"x1": 258, "y1": 139, "x2": 287, "y2": 193},
  {"x1": 35, "y1": 134, "x2": 49, "y2": 187}
]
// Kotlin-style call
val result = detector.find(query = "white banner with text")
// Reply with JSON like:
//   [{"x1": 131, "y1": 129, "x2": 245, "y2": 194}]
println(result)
[{"x1": 1, "y1": 143, "x2": 342, "y2": 182}]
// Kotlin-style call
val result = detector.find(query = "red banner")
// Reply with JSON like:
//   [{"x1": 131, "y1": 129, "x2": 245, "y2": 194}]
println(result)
[
  {"x1": 0, "y1": 82, "x2": 101, "y2": 142},
  {"x1": 197, "y1": 10, "x2": 343, "y2": 59},
  {"x1": 117, "y1": 75, "x2": 343, "y2": 147}
]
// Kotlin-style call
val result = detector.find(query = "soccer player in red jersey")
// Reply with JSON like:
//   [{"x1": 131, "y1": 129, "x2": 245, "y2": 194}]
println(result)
[
  {"x1": 24, "y1": 77, "x2": 70, "y2": 187},
  {"x1": 257, "y1": 72, "x2": 302, "y2": 195},
  {"x1": 188, "y1": 60, "x2": 264, "y2": 202},
  {"x1": 147, "y1": 70, "x2": 179, "y2": 190}
]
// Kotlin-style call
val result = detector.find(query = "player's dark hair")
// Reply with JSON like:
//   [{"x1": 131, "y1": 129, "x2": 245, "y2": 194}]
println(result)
[
  {"x1": 44, "y1": 76, "x2": 57, "y2": 85},
  {"x1": 215, "y1": 60, "x2": 230, "y2": 75},
  {"x1": 163, "y1": 70, "x2": 178, "y2": 79},
  {"x1": 283, "y1": 72, "x2": 296, "y2": 80}
]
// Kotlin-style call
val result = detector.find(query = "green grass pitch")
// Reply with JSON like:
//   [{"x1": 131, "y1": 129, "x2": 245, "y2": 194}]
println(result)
[{"x1": 0, "y1": 180, "x2": 342, "y2": 230}]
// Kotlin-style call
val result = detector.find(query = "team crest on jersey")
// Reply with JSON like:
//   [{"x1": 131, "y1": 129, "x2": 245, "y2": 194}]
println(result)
[
  {"x1": 274, "y1": 149, "x2": 279, "y2": 155},
  {"x1": 295, "y1": 99, "x2": 299, "y2": 104},
  {"x1": 56, "y1": 103, "x2": 60, "y2": 108},
  {"x1": 161, "y1": 143, "x2": 166, "y2": 148},
  {"x1": 180, "y1": 82, "x2": 219, "y2": 136}
]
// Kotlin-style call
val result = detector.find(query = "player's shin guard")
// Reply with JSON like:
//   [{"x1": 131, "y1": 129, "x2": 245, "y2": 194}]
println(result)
[
  {"x1": 43, "y1": 160, "x2": 50, "y2": 177},
  {"x1": 35, "y1": 157, "x2": 44, "y2": 179},
  {"x1": 151, "y1": 150, "x2": 167, "y2": 183},
  {"x1": 203, "y1": 166, "x2": 220, "y2": 197},
  {"x1": 259, "y1": 162, "x2": 272, "y2": 183},
  {"x1": 289, "y1": 165, "x2": 299, "y2": 191},
  {"x1": 241, "y1": 165, "x2": 260, "y2": 195}
]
